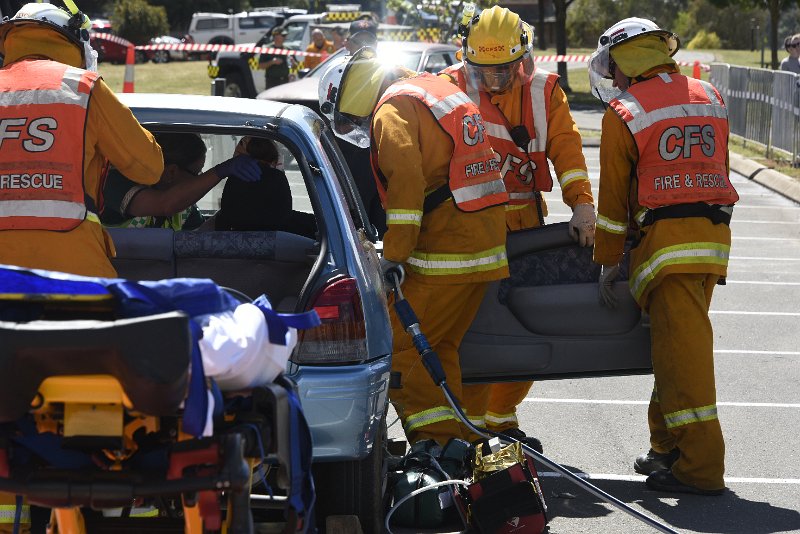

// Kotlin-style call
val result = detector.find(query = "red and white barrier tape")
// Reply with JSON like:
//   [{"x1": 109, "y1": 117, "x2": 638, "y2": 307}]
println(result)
[
  {"x1": 90, "y1": 32, "x2": 133, "y2": 48},
  {"x1": 534, "y1": 53, "x2": 710, "y2": 72},
  {"x1": 125, "y1": 42, "x2": 711, "y2": 71},
  {"x1": 134, "y1": 42, "x2": 323, "y2": 57}
]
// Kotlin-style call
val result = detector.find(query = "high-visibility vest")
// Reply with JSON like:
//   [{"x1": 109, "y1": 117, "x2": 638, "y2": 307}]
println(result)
[
  {"x1": 609, "y1": 72, "x2": 739, "y2": 208},
  {"x1": 370, "y1": 73, "x2": 508, "y2": 212},
  {"x1": 442, "y1": 64, "x2": 557, "y2": 206},
  {"x1": 0, "y1": 60, "x2": 99, "y2": 231}
]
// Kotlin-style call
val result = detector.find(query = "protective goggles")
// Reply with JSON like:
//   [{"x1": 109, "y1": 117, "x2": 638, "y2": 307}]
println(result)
[{"x1": 464, "y1": 53, "x2": 534, "y2": 94}]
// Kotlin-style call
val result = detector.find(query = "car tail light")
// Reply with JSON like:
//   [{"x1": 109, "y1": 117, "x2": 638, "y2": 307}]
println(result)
[{"x1": 294, "y1": 277, "x2": 368, "y2": 364}]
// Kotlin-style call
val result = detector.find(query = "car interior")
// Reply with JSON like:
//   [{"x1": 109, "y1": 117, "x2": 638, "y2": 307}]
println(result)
[{"x1": 107, "y1": 131, "x2": 320, "y2": 313}]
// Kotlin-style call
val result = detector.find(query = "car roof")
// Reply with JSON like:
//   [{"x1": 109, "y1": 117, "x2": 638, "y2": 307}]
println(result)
[{"x1": 118, "y1": 93, "x2": 299, "y2": 126}]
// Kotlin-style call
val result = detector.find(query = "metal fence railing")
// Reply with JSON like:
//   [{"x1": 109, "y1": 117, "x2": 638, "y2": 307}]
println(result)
[{"x1": 710, "y1": 63, "x2": 800, "y2": 163}]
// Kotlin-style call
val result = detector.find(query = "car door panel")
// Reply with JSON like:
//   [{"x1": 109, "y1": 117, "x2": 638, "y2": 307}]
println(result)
[{"x1": 460, "y1": 223, "x2": 652, "y2": 381}]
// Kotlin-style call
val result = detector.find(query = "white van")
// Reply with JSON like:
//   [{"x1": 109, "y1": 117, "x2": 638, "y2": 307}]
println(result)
[{"x1": 189, "y1": 11, "x2": 285, "y2": 45}]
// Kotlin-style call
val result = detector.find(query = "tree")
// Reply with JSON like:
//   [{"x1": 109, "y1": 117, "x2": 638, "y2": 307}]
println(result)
[
  {"x1": 111, "y1": 0, "x2": 169, "y2": 44},
  {"x1": 552, "y1": 0, "x2": 575, "y2": 91},
  {"x1": 672, "y1": 0, "x2": 765, "y2": 49},
  {"x1": 710, "y1": 0, "x2": 794, "y2": 68}
]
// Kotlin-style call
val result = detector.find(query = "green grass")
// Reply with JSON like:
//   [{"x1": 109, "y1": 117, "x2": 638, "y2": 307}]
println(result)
[
  {"x1": 728, "y1": 136, "x2": 800, "y2": 180},
  {"x1": 98, "y1": 59, "x2": 212, "y2": 95}
]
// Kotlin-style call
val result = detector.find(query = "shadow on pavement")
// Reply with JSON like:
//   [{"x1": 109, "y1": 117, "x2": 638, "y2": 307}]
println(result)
[{"x1": 539, "y1": 466, "x2": 800, "y2": 534}]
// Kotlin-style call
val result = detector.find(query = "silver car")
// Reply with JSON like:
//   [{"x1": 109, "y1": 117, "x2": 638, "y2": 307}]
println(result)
[
  {"x1": 256, "y1": 41, "x2": 459, "y2": 111},
  {"x1": 109, "y1": 93, "x2": 392, "y2": 533}
]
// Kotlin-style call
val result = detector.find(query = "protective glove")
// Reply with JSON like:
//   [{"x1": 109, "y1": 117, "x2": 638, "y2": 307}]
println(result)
[
  {"x1": 213, "y1": 154, "x2": 261, "y2": 182},
  {"x1": 569, "y1": 203, "x2": 597, "y2": 247},
  {"x1": 380, "y1": 257, "x2": 405, "y2": 291},
  {"x1": 598, "y1": 264, "x2": 621, "y2": 309}
]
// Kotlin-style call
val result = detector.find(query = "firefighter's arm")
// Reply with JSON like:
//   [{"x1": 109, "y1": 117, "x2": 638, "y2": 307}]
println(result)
[
  {"x1": 372, "y1": 98, "x2": 426, "y2": 263},
  {"x1": 545, "y1": 83, "x2": 594, "y2": 209},
  {"x1": 89, "y1": 79, "x2": 163, "y2": 186},
  {"x1": 593, "y1": 109, "x2": 635, "y2": 266}
]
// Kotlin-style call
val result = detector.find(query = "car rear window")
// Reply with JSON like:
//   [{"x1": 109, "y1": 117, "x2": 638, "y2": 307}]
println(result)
[
  {"x1": 239, "y1": 16, "x2": 277, "y2": 29},
  {"x1": 195, "y1": 18, "x2": 229, "y2": 31}
]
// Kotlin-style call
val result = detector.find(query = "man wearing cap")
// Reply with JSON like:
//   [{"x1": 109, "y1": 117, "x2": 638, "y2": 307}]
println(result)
[
  {"x1": 345, "y1": 18, "x2": 378, "y2": 53},
  {"x1": 259, "y1": 27, "x2": 294, "y2": 89}
]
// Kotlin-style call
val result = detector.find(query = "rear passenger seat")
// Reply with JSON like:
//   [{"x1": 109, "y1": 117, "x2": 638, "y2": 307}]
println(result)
[{"x1": 108, "y1": 229, "x2": 317, "y2": 311}]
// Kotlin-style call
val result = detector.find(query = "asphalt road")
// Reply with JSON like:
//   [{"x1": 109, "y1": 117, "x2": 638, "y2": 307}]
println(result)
[{"x1": 387, "y1": 146, "x2": 800, "y2": 534}]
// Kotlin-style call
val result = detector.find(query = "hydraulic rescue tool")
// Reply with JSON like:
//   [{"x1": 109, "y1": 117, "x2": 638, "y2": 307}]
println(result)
[{"x1": 385, "y1": 265, "x2": 680, "y2": 534}]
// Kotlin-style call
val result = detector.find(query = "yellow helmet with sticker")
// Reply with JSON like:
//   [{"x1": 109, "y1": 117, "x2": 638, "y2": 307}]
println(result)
[{"x1": 461, "y1": 6, "x2": 534, "y2": 93}]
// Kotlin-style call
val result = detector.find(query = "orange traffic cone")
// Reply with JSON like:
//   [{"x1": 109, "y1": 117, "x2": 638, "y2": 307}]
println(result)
[
  {"x1": 122, "y1": 45, "x2": 135, "y2": 93},
  {"x1": 692, "y1": 60, "x2": 701, "y2": 79}
]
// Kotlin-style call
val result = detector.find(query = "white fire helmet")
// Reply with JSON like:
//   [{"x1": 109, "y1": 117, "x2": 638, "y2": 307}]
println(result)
[{"x1": 588, "y1": 17, "x2": 679, "y2": 103}]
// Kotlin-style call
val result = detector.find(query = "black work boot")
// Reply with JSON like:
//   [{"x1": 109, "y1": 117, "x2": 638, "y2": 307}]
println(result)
[
  {"x1": 633, "y1": 448, "x2": 679, "y2": 476},
  {"x1": 646, "y1": 469, "x2": 725, "y2": 496},
  {"x1": 497, "y1": 427, "x2": 543, "y2": 454}
]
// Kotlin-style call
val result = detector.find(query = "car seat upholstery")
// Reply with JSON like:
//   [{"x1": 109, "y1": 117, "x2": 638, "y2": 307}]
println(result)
[{"x1": 109, "y1": 229, "x2": 317, "y2": 311}]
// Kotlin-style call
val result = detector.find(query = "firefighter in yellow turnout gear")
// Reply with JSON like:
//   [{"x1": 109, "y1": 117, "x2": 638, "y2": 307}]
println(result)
[
  {"x1": 319, "y1": 48, "x2": 509, "y2": 446},
  {"x1": 442, "y1": 6, "x2": 595, "y2": 450},
  {"x1": 589, "y1": 17, "x2": 738, "y2": 495}
]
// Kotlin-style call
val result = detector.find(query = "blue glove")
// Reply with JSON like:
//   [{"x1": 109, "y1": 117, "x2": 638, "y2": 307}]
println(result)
[{"x1": 213, "y1": 154, "x2": 261, "y2": 182}]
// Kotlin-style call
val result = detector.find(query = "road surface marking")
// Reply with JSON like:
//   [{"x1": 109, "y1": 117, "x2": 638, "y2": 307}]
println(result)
[
  {"x1": 537, "y1": 472, "x2": 800, "y2": 484},
  {"x1": 715, "y1": 349, "x2": 800, "y2": 355},
  {"x1": 523, "y1": 398, "x2": 800, "y2": 408},
  {"x1": 709, "y1": 310, "x2": 800, "y2": 316},
  {"x1": 724, "y1": 280, "x2": 800, "y2": 285}
]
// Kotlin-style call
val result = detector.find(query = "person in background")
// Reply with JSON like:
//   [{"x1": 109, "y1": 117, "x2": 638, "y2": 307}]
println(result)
[
  {"x1": 331, "y1": 26, "x2": 346, "y2": 52},
  {"x1": 319, "y1": 48, "x2": 509, "y2": 447},
  {"x1": 345, "y1": 18, "x2": 378, "y2": 53},
  {"x1": 212, "y1": 136, "x2": 316, "y2": 238},
  {"x1": 780, "y1": 33, "x2": 800, "y2": 74},
  {"x1": 442, "y1": 6, "x2": 595, "y2": 453},
  {"x1": 590, "y1": 17, "x2": 738, "y2": 496},
  {"x1": 259, "y1": 27, "x2": 294, "y2": 89},
  {"x1": 0, "y1": 2, "x2": 163, "y2": 280},
  {"x1": 101, "y1": 132, "x2": 260, "y2": 230},
  {"x1": 304, "y1": 28, "x2": 333, "y2": 69}
]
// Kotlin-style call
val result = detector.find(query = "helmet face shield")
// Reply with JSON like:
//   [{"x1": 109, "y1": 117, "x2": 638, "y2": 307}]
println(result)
[
  {"x1": 318, "y1": 47, "x2": 381, "y2": 148},
  {"x1": 588, "y1": 47, "x2": 620, "y2": 103},
  {"x1": 466, "y1": 53, "x2": 534, "y2": 94}
]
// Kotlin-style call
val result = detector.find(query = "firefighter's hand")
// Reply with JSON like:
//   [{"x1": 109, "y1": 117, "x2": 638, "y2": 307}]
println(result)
[
  {"x1": 380, "y1": 257, "x2": 405, "y2": 291},
  {"x1": 598, "y1": 264, "x2": 621, "y2": 309},
  {"x1": 213, "y1": 155, "x2": 261, "y2": 182},
  {"x1": 569, "y1": 203, "x2": 596, "y2": 247}
]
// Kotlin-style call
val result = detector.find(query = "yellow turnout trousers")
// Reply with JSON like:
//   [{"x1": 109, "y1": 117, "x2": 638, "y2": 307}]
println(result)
[
  {"x1": 646, "y1": 273, "x2": 725, "y2": 491},
  {"x1": 389, "y1": 278, "x2": 489, "y2": 446},
  {"x1": 461, "y1": 382, "x2": 531, "y2": 434},
  {"x1": 0, "y1": 493, "x2": 30, "y2": 533}
]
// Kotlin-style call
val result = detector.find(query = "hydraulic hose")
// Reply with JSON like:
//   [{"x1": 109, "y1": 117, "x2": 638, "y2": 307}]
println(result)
[{"x1": 386, "y1": 267, "x2": 680, "y2": 534}]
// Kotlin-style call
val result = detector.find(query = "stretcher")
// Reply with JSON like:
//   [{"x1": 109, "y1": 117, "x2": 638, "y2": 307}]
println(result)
[{"x1": 0, "y1": 265, "x2": 318, "y2": 534}]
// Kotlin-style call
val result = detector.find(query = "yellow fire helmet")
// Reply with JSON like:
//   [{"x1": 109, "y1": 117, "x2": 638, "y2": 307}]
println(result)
[
  {"x1": 0, "y1": 1, "x2": 96, "y2": 71},
  {"x1": 462, "y1": 6, "x2": 535, "y2": 93},
  {"x1": 318, "y1": 46, "x2": 385, "y2": 148}
]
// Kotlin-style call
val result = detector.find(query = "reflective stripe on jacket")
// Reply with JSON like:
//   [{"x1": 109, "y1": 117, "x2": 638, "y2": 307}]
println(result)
[
  {"x1": 0, "y1": 60, "x2": 98, "y2": 231},
  {"x1": 609, "y1": 73, "x2": 739, "y2": 208},
  {"x1": 371, "y1": 73, "x2": 508, "y2": 212},
  {"x1": 371, "y1": 79, "x2": 509, "y2": 284},
  {"x1": 443, "y1": 65, "x2": 557, "y2": 202}
]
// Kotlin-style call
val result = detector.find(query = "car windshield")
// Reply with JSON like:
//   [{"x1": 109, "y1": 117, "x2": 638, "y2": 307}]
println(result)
[{"x1": 307, "y1": 48, "x2": 422, "y2": 77}]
